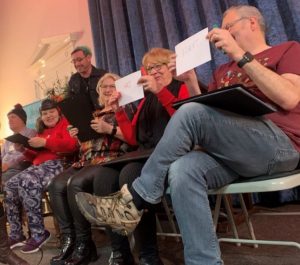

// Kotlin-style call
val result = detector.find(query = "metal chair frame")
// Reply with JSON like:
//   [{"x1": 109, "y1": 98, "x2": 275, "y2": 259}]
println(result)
[{"x1": 209, "y1": 169, "x2": 300, "y2": 249}]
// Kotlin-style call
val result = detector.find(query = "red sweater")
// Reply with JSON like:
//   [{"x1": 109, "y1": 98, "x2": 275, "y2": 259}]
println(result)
[
  {"x1": 116, "y1": 83, "x2": 189, "y2": 146},
  {"x1": 209, "y1": 41, "x2": 300, "y2": 152},
  {"x1": 24, "y1": 117, "x2": 78, "y2": 165}
]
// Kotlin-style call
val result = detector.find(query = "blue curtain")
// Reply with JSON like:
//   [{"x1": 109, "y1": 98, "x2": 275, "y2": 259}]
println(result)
[
  {"x1": 88, "y1": 0, "x2": 300, "y2": 203},
  {"x1": 88, "y1": 0, "x2": 300, "y2": 83}
]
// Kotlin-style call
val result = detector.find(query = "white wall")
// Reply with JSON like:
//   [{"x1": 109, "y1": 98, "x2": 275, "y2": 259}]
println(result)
[{"x1": 0, "y1": 0, "x2": 94, "y2": 138}]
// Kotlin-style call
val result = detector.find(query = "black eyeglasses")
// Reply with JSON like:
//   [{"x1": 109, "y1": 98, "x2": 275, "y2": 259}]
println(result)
[
  {"x1": 223, "y1": 17, "x2": 250, "y2": 31},
  {"x1": 71, "y1": 56, "x2": 87, "y2": 64},
  {"x1": 146, "y1": 63, "x2": 165, "y2": 73}
]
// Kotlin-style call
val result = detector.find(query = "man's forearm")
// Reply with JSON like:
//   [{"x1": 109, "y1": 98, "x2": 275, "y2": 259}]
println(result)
[
  {"x1": 242, "y1": 59, "x2": 300, "y2": 110},
  {"x1": 185, "y1": 78, "x2": 202, "y2": 96}
]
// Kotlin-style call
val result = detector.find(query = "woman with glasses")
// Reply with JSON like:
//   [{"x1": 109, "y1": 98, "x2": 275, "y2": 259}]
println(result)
[
  {"x1": 78, "y1": 47, "x2": 200, "y2": 265},
  {"x1": 48, "y1": 73, "x2": 136, "y2": 265}
]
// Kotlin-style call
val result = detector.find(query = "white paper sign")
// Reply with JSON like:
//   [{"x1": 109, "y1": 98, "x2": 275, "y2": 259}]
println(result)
[
  {"x1": 175, "y1": 27, "x2": 211, "y2": 75},
  {"x1": 115, "y1": 70, "x2": 144, "y2": 106}
]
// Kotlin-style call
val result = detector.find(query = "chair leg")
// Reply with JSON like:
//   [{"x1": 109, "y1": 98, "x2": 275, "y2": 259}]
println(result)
[
  {"x1": 238, "y1": 194, "x2": 258, "y2": 248},
  {"x1": 43, "y1": 192, "x2": 61, "y2": 241},
  {"x1": 155, "y1": 214, "x2": 165, "y2": 240},
  {"x1": 223, "y1": 195, "x2": 241, "y2": 246},
  {"x1": 213, "y1": 194, "x2": 222, "y2": 231},
  {"x1": 161, "y1": 197, "x2": 180, "y2": 241}
]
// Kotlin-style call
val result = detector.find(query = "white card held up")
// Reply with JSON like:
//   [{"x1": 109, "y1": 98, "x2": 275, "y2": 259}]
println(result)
[
  {"x1": 175, "y1": 27, "x2": 211, "y2": 75},
  {"x1": 115, "y1": 70, "x2": 144, "y2": 106}
]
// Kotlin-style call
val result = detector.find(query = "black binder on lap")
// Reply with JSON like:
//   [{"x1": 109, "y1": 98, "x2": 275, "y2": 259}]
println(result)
[
  {"x1": 58, "y1": 94, "x2": 100, "y2": 142},
  {"x1": 5, "y1": 134, "x2": 44, "y2": 151},
  {"x1": 173, "y1": 84, "x2": 277, "y2": 116}
]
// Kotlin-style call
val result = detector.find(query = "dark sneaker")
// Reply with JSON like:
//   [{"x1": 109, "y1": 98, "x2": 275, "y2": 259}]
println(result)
[
  {"x1": 8, "y1": 235, "x2": 26, "y2": 249},
  {"x1": 20, "y1": 230, "x2": 51, "y2": 253},
  {"x1": 76, "y1": 184, "x2": 143, "y2": 235}
]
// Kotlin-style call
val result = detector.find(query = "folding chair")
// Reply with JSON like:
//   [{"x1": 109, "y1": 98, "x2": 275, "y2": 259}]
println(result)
[
  {"x1": 156, "y1": 195, "x2": 181, "y2": 241},
  {"x1": 209, "y1": 169, "x2": 300, "y2": 249},
  {"x1": 42, "y1": 191, "x2": 60, "y2": 239}
]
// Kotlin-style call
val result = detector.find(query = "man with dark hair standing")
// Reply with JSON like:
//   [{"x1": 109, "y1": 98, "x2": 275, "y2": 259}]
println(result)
[
  {"x1": 52, "y1": 46, "x2": 106, "y2": 265},
  {"x1": 1, "y1": 104, "x2": 36, "y2": 184},
  {"x1": 68, "y1": 46, "x2": 107, "y2": 109}
]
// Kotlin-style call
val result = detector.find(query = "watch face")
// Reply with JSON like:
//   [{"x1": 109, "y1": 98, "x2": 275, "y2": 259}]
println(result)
[
  {"x1": 238, "y1": 52, "x2": 254, "y2": 68},
  {"x1": 245, "y1": 52, "x2": 253, "y2": 62}
]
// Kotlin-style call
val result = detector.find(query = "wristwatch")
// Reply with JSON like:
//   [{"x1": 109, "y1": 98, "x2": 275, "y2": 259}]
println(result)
[{"x1": 237, "y1": 52, "x2": 254, "y2": 68}]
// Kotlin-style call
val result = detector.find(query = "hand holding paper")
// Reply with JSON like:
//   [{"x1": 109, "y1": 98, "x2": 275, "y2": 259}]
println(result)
[
  {"x1": 138, "y1": 75, "x2": 161, "y2": 94},
  {"x1": 175, "y1": 27, "x2": 211, "y2": 75},
  {"x1": 108, "y1": 90, "x2": 122, "y2": 112},
  {"x1": 115, "y1": 71, "x2": 144, "y2": 106}
]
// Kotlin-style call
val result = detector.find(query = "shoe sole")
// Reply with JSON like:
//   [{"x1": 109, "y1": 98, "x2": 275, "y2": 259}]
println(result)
[
  {"x1": 10, "y1": 240, "x2": 26, "y2": 249},
  {"x1": 20, "y1": 233, "x2": 51, "y2": 254},
  {"x1": 76, "y1": 192, "x2": 109, "y2": 227}
]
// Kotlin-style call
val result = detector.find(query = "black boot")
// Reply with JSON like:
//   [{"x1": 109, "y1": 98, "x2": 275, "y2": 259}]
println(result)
[
  {"x1": 109, "y1": 250, "x2": 136, "y2": 265},
  {"x1": 0, "y1": 203, "x2": 29, "y2": 265},
  {"x1": 50, "y1": 234, "x2": 75, "y2": 265},
  {"x1": 139, "y1": 256, "x2": 164, "y2": 265},
  {"x1": 108, "y1": 229, "x2": 135, "y2": 265},
  {"x1": 64, "y1": 239, "x2": 98, "y2": 265},
  {"x1": 134, "y1": 210, "x2": 164, "y2": 265}
]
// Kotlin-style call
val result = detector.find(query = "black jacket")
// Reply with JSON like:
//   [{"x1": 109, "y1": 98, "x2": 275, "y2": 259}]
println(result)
[{"x1": 67, "y1": 66, "x2": 107, "y2": 109}]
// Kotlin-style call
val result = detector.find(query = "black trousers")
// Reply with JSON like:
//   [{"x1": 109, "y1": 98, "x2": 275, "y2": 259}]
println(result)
[
  {"x1": 48, "y1": 165, "x2": 104, "y2": 240},
  {"x1": 93, "y1": 162, "x2": 159, "y2": 258},
  {"x1": 48, "y1": 162, "x2": 159, "y2": 258}
]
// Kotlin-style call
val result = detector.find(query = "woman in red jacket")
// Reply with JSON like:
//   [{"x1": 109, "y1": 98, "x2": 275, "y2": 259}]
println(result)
[
  {"x1": 78, "y1": 48, "x2": 200, "y2": 265},
  {"x1": 4, "y1": 99, "x2": 78, "y2": 254}
]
